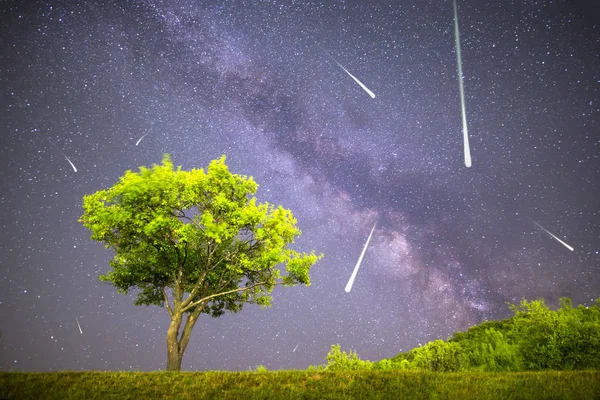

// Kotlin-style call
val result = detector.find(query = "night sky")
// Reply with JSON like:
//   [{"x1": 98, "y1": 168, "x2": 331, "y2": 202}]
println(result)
[{"x1": 1, "y1": 0, "x2": 599, "y2": 372}]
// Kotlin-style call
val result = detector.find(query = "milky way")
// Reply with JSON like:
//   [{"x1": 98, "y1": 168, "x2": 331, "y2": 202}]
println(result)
[{"x1": 1, "y1": 1, "x2": 599, "y2": 372}]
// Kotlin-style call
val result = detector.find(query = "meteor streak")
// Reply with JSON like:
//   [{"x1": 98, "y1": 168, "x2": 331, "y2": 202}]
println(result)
[
  {"x1": 76, "y1": 317, "x2": 83, "y2": 334},
  {"x1": 136, "y1": 133, "x2": 148, "y2": 146},
  {"x1": 64, "y1": 156, "x2": 77, "y2": 172},
  {"x1": 345, "y1": 223, "x2": 377, "y2": 293},
  {"x1": 529, "y1": 218, "x2": 574, "y2": 251},
  {"x1": 47, "y1": 140, "x2": 78, "y2": 172},
  {"x1": 323, "y1": 51, "x2": 376, "y2": 98},
  {"x1": 453, "y1": 0, "x2": 472, "y2": 168},
  {"x1": 293, "y1": 344, "x2": 299, "y2": 353}
]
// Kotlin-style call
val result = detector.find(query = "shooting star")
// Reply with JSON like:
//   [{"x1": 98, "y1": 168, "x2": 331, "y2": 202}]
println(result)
[
  {"x1": 529, "y1": 218, "x2": 574, "y2": 252},
  {"x1": 293, "y1": 344, "x2": 299, "y2": 353},
  {"x1": 47, "y1": 139, "x2": 78, "y2": 172},
  {"x1": 345, "y1": 223, "x2": 377, "y2": 293},
  {"x1": 63, "y1": 155, "x2": 77, "y2": 172},
  {"x1": 323, "y1": 50, "x2": 375, "y2": 98},
  {"x1": 453, "y1": 0, "x2": 472, "y2": 168},
  {"x1": 135, "y1": 133, "x2": 148, "y2": 146},
  {"x1": 75, "y1": 317, "x2": 83, "y2": 334}
]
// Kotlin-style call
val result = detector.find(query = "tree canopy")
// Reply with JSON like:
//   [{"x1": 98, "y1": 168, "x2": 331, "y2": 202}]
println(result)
[
  {"x1": 81, "y1": 154, "x2": 322, "y2": 314},
  {"x1": 79, "y1": 154, "x2": 322, "y2": 370}
]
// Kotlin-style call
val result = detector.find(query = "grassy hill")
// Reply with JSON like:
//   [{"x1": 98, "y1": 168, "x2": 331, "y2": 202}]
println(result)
[
  {"x1": 323, "y1": 297, "x2": 600, "y2": 373},
  {"x1": 1, "y1": 370, "x2": 599, "y2": 399}
]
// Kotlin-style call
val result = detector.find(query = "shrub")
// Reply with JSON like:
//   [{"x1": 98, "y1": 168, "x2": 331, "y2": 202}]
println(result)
[
  {"x1": 254, "y1": 365, "x2": 268, "y2": 373},
  {"x1": 324, "y1": 344, "x2": 372, "y2": 371},
  {"x1": 373, "y1": 358, "x2": 412, "y2": 370},
  {"x1": 465, "y1": 328, "x2": 523, "y2": 371},
  {"x1": 410, "y1": 340, "x2": 465, "y2": 372}
]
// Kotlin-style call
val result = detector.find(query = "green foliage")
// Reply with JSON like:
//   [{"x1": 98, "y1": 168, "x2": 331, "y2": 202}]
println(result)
[
  {"x1": 254, "y1": 365, "x2": 268, "y2": 373},
  {"x1": 323, "y1": 345, "x2": 372, "y2": 371},
  {"x1": 409, "y1": 340, "x2": 466, "y2": 372},
  {"x1": 306, "y1": 364, "x2": 326, "y2": 372},
  {"x1": 372, "y1": 358, "x2": 394, "y2": 370},
  {"x1": 79, "y1": 155, "x2": 323, "y2": 317},
  {"x1": 509, "y1": 297, "x2": 600, "y2": 370},
  {"x1": 372, "y1": 358, "x2": 411, "y2": 371},
  {"x1": 464, "y1": 328, "x2": 523, "y2": 371},
  {"x1": 389, "y1": 350, "x2": 412, "y2": 364},
  {"x1": 449, "y1": 319, "x2": 514, "y2": 345},
  {"x1": 370, "y1": 296, "x2": 600, "y2": 373}
]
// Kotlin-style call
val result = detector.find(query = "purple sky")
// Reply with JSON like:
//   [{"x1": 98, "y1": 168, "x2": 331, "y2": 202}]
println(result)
[{"x1": 1, "y1": 0, "x2": 598, "y2": 372}]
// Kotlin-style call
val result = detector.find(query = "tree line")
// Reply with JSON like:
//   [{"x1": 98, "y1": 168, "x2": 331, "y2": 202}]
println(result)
[{"x1": 313, "y1": 297, "x2": 600, "y2": 372}]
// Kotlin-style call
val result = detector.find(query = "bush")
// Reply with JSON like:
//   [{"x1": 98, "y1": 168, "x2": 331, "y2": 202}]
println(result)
[
  {"x1": 319, "y1": 297, "x2": 600, "y2": 373},
  {"x1": 373, "y1": 359, "x2": 395, "y2": 370},
  {"x1": 324, "y1": 344, "x2": 372, "y2": 371},
  {"x1": 372, "y1": 358, "x2": 412, "y2": 370},
  {"x1": 466, "y1": 328, "x2": 523, "y2": 371},
  {"x1": 254, "y1": 365, "x2": 268, "y2": 373},
  {"x1": 410, "y1": 340, "x2": 465, "y2": 372}
]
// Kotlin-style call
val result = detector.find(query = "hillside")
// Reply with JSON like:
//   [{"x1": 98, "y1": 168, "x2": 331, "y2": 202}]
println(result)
[{"x1": 319, "y1": 297, "x2": 600, "y2": 372}]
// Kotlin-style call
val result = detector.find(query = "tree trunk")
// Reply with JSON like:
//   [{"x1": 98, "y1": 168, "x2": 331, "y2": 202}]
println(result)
[
  {"x1": 165, "y1": 306, "x2": 203, "y2": 371},
  {"x1": 167, "y1": 346, "x2": 183, "y2": 371},
  {"x1": 166, "y1": 313, "x2": 183, "y2": 371}
]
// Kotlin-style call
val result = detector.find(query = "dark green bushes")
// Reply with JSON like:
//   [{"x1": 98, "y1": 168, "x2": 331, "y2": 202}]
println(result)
[
  {"x1": 509, "y1": 297, "x2": 600, "y2": 370},
  {"x1": 320, "y1": 297, "x2": 600, "y2": 373}
]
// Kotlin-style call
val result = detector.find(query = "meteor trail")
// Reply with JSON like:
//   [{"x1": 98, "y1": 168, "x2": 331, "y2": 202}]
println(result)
[
  {"x1": 293, "y1": 344, "x2": 299, "y2": 353},
  {"x1": 323, "y1": 51, "x2": 376, "y2": 98},
  {"x1": 63, "y1": 155, "x2": 77, "y2": 172},
  {"x1": 47, "y1": 139, "x2": 78, "y2": 172},
  {"x1": 529, "y1": 218, "x2": 574, "y2": 251},
  {"x1": 345, "y1": 223, "x2": 377, "y2": 293},
  {"x1": 76, "y1": 317, "x2": 83, "y2": 334},
  {"x1": 453, "y1": 0, "x2": 472, "y2": 168},
  {"x1": 136, "y1": 133, "x2": 148, "y2": 146}
]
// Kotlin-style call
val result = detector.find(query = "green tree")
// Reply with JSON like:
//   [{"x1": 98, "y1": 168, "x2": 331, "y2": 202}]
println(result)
[
  {"x1": 466, "y1": 328, "x2": 523, "y2": 371},
  {"x1": 508, "y1": 297, "x2": 600, "y2": 370},
  {"x1": 79, "y1": 155, "x2": 322, "y2": 371},
  {"x1": 509, "y1": 298, "x2": 564, "y2": 370},
  {"x1": 556, "y1": 298, "x2": 600, "y2": 369},
  {"x1": 410, "y1": 340, "x2": 465, "y2": 372},
  {"x1": 324, "y1": 344, "x2": 372, "y2": 370}
]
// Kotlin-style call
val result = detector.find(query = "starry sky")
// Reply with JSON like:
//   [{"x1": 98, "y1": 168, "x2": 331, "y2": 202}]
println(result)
[{"x1": 1, "y1": 0, "x2": 599, "y2": 372}]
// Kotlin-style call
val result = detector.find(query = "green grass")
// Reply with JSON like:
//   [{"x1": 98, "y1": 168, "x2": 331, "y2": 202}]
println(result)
[{"x1": 1, "y1": 370, "x2": 599, "y2": 399}]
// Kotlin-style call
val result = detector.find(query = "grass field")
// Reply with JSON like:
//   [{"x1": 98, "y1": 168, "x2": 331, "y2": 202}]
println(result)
[{"x1": 1, "y1": 370, "x2": 599, "y2": 399}]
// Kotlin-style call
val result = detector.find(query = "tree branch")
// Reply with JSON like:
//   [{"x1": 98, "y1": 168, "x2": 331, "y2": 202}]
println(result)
[
  {"x1": 177, "y1": 210, "x2": 205, "y2": 232},
  {"x1": 214, "y1": 268, "x2": 229, "y2": 292},
  {"x1": 163, "y1": 231, "x2": 183, "y2": 287},
  {"x1": 177, "y1": 304, "x2": 205, "y2": 357},
  {"x1": 181, "y1": 260, "x2": 229, "y2": 310},
  {"x1": 181, "y1": 240, "x2": 188, "y2": 270},
  {"x1": 152, "y1": 243, "x2": 171, "y2": 265},
  {"x1": 208, "y1": 238, "x2": 259, "y2": 273},
  {"x1": 181, "y1": 281, "x2": 276, "y2": 313},
  {"x1": 180, "y1": 269, "x2": 209, "y2": 309},
  {"x1": 163, "y1": 287, "x2": 173, "y2": 317},
  {"x1": 178, "y1": 231, "x2": 266, "y2": 313},
  {"x1": 208, "y1": 239, "x2": 219, "y2": 263}
]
